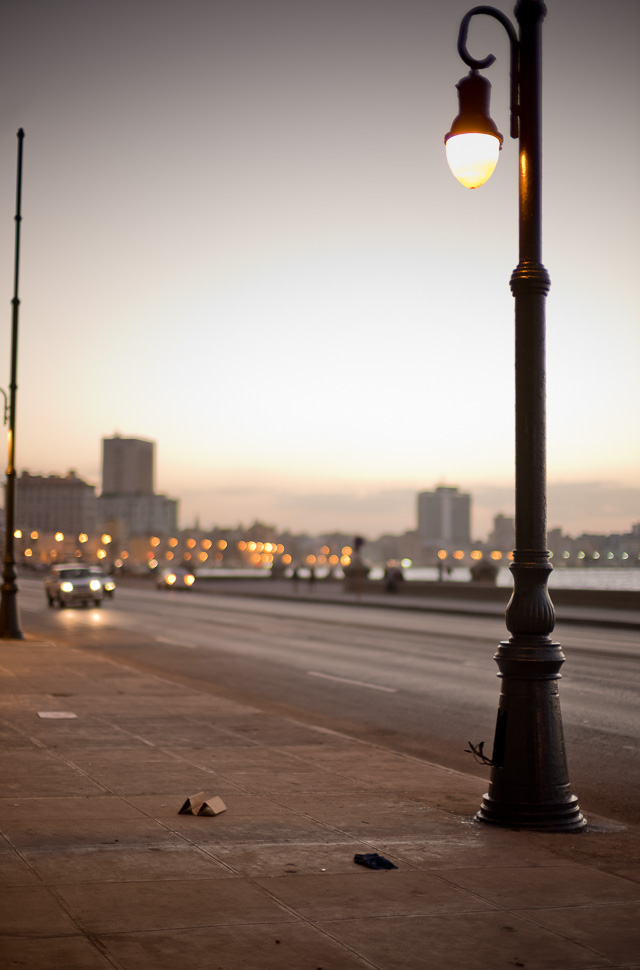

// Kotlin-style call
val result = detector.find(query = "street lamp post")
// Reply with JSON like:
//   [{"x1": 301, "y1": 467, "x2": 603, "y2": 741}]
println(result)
[
  {"x1": 0, "y1": 129, "x2": 26, "y2": 640},
  {"x1": 445, "y1": 3, "x2": 585, "y2": 830}
]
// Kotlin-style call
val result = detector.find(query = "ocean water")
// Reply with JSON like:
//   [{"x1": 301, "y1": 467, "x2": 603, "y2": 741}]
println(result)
[
  {"x1": 198, "y1": 565, "x2": 640, "y2": 591},
  {"x1": 402, "y1": 566, "x2": 640, "y2": 591}
]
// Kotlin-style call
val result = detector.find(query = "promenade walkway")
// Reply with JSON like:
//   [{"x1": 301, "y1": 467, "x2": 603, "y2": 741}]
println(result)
[{"x1": 1, "y1": 626, "x2": 639, "y2": 969}]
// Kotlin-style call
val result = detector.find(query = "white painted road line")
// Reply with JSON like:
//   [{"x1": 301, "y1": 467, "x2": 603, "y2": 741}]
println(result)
[{"x1": 307, "y1": 670, "x2": 398, "y2": 693}]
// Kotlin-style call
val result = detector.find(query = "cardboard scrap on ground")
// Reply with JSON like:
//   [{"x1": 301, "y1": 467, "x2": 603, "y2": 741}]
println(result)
[{"x1": 178, "y1": 792, "x2": 227, "y2": 817}]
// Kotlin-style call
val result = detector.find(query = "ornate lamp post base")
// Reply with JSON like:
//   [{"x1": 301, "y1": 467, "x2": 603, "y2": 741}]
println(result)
[{"x1": 476, "y1": 638, "x2": 585, "y2": 831}]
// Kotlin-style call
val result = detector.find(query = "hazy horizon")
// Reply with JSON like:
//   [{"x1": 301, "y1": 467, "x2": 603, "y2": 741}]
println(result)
[{"x1": 1, "y1": 0, "x2": 638, "y2": 541}]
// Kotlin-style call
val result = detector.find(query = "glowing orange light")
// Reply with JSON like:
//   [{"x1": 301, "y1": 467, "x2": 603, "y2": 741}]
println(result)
[
  {"x1": 166, "y1": 551, "x2": 174, "y2": 560},
  {"x1": 282, "y1": 554, "x2": 292, "y2": 565},
  {"x1": 437, "y1": 550, "x2": 447, "y2": 560},
  {"x1": 202, "y1": 539, "x2": 212, "y2": 550},
  {"x1": 218, "y1": 540, "x2": 227, "y2": 550},
  {"x1": 101, "y1": 534, "x2": 112, "y2": 545},
  {"x1": 199, "y1": 552, "x2": 208, "y2": 562},
  {"x1": 237, "y1": 541, "x2": 247, "y2": 551},
  {"x1": 97, "y1": 549, "x2": 107, "y2": 560},
  {"x1": 320, "y1": 546, "x2": 330, "y2": 555},
  {"x1": 340, "y1": 555, "x2": 351, "y2": 566},
  {"x1": 342, "y1": 546, "x2": 352, "y2": 556},
  {"x1": 470, "y1": 550, "x2": 483, "y2": 560},
  {"x1": 329, "y1": 555, "x2": 339, "y2": 565},
  {"x1": 453, "y1": 550, "x2": 465, "y2": 560},
  {"x1": 150, "y1": 536, "x2": 161, "y2": 547},
  {"x1": 169, "y1": 537, "x2": 178, "y2": 548},
  {"x1": 186, "y1": 538, "x2": 196, "y2": 549},
  {"x1": 490, "y1": 551, "x2": 503, "y2": 560},
  {"x1": 276, "y1": 544, "x2": 284, "y2": 554},
  {"x1": 78, "y1": 533, "x2": 88, "y2": 543}
]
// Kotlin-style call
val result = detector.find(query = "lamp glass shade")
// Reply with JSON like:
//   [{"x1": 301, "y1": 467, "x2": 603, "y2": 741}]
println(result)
[{"x1": 446, "y1": 132, "x2": 501, "y2": 189}]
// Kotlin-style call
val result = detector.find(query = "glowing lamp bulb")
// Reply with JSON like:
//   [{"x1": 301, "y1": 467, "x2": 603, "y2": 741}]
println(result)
[
  {"x1": 446, "y1": 132, "x2": 501, "y2": 188},
  {"x1": 445, "y1": 71, "x2": 503, "y2": 189}
]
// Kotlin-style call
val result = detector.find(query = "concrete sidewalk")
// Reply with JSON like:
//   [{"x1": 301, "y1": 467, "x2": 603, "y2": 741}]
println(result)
[{"x1": 1, "y1": 635, "x2": 639, "y2": 970}]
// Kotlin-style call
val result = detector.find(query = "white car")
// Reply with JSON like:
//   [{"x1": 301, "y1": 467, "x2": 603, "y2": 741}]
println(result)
[
  {"x1": 45, "y1": 565, "x2": 104, "y2": 608},
  {"x1": 156, "y1": 567, "x2": 196, "y2": 590},
  {"x1": 88, "y1": 567, "x2": 116, "y2": 598}
]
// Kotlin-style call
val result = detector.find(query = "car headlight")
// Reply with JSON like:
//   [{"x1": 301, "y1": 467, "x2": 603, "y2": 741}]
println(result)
[
  {"x1": 184, "y1": 574, "x2": 195, "y2": 586},
  {"x1": 166, "y1": 573, "x2": 177, "y2": 585},
  {"x1": 61, "y1": 581, "x2": 74, "y2": 593},
  {"x1": 105, "y1": 581, "x2": 115, "y2": 592},
  {"x1": 89, "y1": 580, "x2": 102, "y2": 592}
]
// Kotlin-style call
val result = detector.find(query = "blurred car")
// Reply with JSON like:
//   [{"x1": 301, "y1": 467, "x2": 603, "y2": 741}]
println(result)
[
  {"x1": 45, "y1": 565, "x2": 104, "y2": 608},
  {"x1": 156, "y1": 566, "x2": 196, "y2": 590},
  {"x1": 88, "y1": 566, "x2": 116, "y2": 598}
]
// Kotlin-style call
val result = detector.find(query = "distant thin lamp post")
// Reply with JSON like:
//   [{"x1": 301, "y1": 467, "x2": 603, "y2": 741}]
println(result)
[
  {"x1": 445, "y1": 3, "x2": 585, "y2": 830},
  {"x1": 0, "y1": 129, "x2": 26, "y2": 640}
]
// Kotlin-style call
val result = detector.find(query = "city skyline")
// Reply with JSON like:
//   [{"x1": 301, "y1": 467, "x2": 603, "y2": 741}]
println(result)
[
  {"x1": 1, "y1": 0, "x2": 638, "y2": 540},
  {"x1": 12, "y1": 456, "x2": 639, "y2": 544}
]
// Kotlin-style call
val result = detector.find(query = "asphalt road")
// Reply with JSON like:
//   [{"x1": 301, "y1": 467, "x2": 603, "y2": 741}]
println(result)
[{"x1": 16, "y1": 576, "x2": 640, "y2": 827}]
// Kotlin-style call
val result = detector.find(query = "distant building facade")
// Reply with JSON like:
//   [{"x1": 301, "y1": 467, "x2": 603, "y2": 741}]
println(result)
[
  {"x1": 15, "y1": 470, "x2": 97, "y2": 535},
  {"x1": 102, "y1": 435, "x2": 154, "y2": 496},
  {"x1": 97, "y1": 434, "x2": 178, "y2": 541},
  {"x1": 417, "y1": 486, "x2": 471, "y2": 550},
  {"x1": 488, "y1": 513, "x2": 515, "y2": 551},
  {"x1": 98, "y1": 494, "x2": 177, "y2": 541}
]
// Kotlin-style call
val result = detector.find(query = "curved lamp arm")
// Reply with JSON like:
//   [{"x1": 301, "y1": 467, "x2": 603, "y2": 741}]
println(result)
[{"x1": 457, "y1": 5, "x2": 520, "y2": 139}]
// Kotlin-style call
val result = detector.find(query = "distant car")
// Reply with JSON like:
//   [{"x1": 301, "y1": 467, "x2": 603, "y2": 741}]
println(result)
[
  {"x1": 88, "y1": 566, "x2": 116, "y2": 598},
  {"x1": 45, "y1": 565, "x2": 104, "y2": 608},
  {"x1": 156, "y1": 567, "x2": 196, "y2": 590}
]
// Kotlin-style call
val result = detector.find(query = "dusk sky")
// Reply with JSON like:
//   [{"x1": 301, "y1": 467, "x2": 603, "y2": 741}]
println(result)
[{"x1": 1, "y1": 0, "x2": 638, "y2": 540}]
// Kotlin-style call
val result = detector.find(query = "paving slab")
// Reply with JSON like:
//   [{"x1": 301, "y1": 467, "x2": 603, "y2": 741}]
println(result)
[
  {"x1": 56, "y1": 876, "x2": 292, "y2": 933},
  {"x1": 0, "y1": 937, "x2": 114, "y2": 970},
  {"x1": 518, "y1": 901, "x2": 640, "y2": 965},
  {"x1": 24, "y1": 843, "x2": 232, "y2": 884},
  {"x1": 99, "y1": 922, "x2": 375, "y2": 970},
  {"x1": 318, "y1": 912, "x2": 616, "y2": 970}
]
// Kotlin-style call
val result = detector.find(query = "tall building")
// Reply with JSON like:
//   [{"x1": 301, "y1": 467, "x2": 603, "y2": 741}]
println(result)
[
  {"x1": 98, "y1": 434, "x2": 177, "y2": 540},
  {"x1": 488, "y1": 513, "x2": 515, "y2": 551},
  {"x1": 417, "y1": 486, "x2": 471, "y2": 549},
  {"x1": 102, "y1": 436, "x2": 154, "y2": 496},
  {"x1": 15, "y1": 471, "x2": 97, "y2": 535}
]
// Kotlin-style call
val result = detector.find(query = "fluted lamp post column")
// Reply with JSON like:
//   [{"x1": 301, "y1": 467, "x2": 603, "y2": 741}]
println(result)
[{"x1": 445, "y1": 2, "x2": 585, "y2": 830}]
